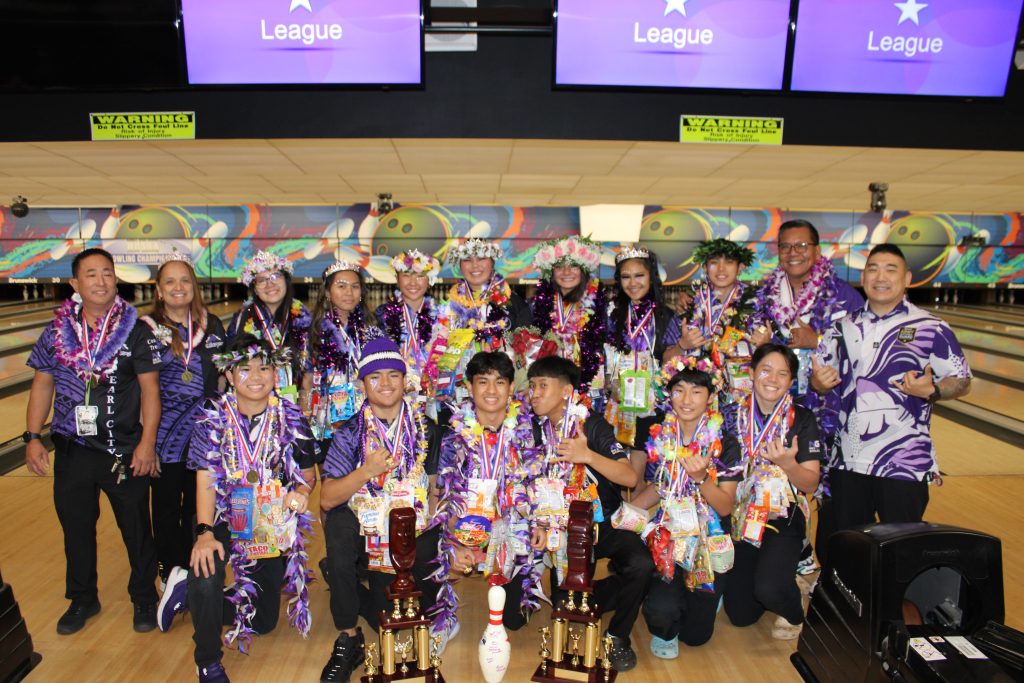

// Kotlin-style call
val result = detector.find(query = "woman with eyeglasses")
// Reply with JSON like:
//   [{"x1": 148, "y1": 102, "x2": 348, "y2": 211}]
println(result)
[
  {"x1": 722, "y1": 343, "x2": 822, "y2": 641},
  {"x1": 226, "y1": 250, "x2": 312, "y2": 404}
]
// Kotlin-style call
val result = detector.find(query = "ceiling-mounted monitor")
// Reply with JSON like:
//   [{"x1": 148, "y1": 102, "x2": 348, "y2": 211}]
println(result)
[
  {"x1": 791, "y1": 0, "x2": 1024, "y2": 97},
  {"x1": 554, "y1": 0, "x2": 792, "y2": 90},
  {"x1": 181, "y1": 0, "x2": 423, "y2": 85}
]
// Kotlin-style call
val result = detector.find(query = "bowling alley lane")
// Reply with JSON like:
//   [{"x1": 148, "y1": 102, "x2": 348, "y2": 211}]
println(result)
[{"x1": 935, "y1": 312, "x2": 1024, "y2": 337}]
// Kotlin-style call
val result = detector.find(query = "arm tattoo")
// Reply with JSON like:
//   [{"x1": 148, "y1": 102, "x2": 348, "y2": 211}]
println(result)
[{"x1": 938, "y1": 376, "x2": 971, "y2": 401}]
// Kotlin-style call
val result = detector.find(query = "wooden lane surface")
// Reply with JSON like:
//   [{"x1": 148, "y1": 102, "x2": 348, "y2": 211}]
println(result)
[{"x1": 3, "y1": 413, "x2": 1021, "y2": 682}]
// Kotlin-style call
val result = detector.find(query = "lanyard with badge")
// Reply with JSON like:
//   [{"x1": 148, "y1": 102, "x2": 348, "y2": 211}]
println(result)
[
  {"x1": 75, "y1": 306, "x2": 114, "y2": 439},
  {"x1": 180, "y1": 310, "x2": 197, "y2": 384},
  {"x1": 620, "y1": 304, "x2": 654, "y2": 412}
]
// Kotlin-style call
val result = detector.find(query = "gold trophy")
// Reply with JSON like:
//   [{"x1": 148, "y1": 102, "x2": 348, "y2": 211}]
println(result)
[
  {"x1": 532, "y1": 500, "x2": 617, "y2": 682},
  {"x1": 360, "y1": 507, "x2": 445, "y2": 683}
]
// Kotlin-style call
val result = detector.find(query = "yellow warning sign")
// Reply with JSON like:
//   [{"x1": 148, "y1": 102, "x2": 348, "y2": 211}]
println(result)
[
  {"x1": 679, "y1": 115, "x2": 783, "y2": 145},
  {"x1": 89, "y1": 112, "x2": 196, "y2": 141}
]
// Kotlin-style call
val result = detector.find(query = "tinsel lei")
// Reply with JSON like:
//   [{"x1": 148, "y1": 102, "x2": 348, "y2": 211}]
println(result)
[
  {"x1": 241, "y1": 299, "x2": 312, "y2": 361},
  {"x1": 610, "y1": 296, "x2": 658, "y2": 354},
  {"x1": 378, "y1": 293, "x2": 435, "y2": 358},
  {"x1": 53, "y1": 296, "x2": 137, "y2": 383},
  {"x1": 530, "y1": 279, "x2": 608, "y2": 391},
  {"x1": 427, "y1": 398, "x2": 544, "y2": 636},
  {"x1": 199, "y1": 395, "x2": 314, "y2": 653},
  {"x1": 684, "y1": 281, "x2": 758, "y2": 353},
  {"x1": 314, "y1": 305, "x2": 380, "y2": 375},
  {"x1": 355, "y1": 398, "x2": 431, "y2": 495},
  {"x1": 443, "y1": 275, "x2": 512, "y2": 344}
]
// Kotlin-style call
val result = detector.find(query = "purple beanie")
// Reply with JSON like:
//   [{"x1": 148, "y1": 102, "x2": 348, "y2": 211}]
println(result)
[{"x1": 358, "y1": 337, "x2": 406, "y2": 379}]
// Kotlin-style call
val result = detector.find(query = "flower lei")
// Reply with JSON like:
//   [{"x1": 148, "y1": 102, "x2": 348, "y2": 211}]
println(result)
[
  {"x1": 443, "y1": 275, "x2": 512, "y2": 343},
  {"x1": 646, "y1": 410, "x2": 733, "y2": 501},
  {"x1": 213, "y1": 344, "x2": 292, "y2": 374},
  {"x1": 314, "y1": 305, "x2": 378, "y2": 376},
  {"x1": 378, "y1": 293, "x2": 435, "y2": 364},
  {"x1": 755, "y1": 256, "x2": 839, "y2": 335},
  {"x1": 199, "y1": 396, "x2": 313, "y2": 652},
  {"x1": 529, "y1": 279, "x2": 608, "y2": 392},
  {"x1": 141, "y1": 314, "x2": 206, "y2": 360},
  {"x1": 53, "y1": 296, "x2": 137, "y2": 384},
  {"x1": 427, "y1": 398, "x2": 543, "y2": 636},
  {"x1": 685, "y1": 281, "x2": 758, "y2": 355},
  {"x1": 355, "y1": 398, "x2": 430, "y2": 495}
]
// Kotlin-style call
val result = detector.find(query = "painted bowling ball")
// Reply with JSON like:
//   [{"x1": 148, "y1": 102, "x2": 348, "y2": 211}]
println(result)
[
  {"x1": 638, "y1": 209, "x2": 713, "y2": 284},
  {"x1": 885, "y1": 214, "x2": 955, "y2": 286},
  {"x1": 370, "y1": 206, "x2": 450, "y2": 261},
  {"x1": 116, "y1": 207, "x2": 190, "y2": 239}
]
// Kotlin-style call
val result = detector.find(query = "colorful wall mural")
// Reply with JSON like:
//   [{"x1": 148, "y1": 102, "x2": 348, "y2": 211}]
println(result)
[{"x1": 1, "y1": 203, "x2": 1021, "y2": 286}]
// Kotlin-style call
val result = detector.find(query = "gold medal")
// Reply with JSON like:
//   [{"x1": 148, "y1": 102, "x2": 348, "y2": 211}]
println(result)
[
  {"x1": 246, "y1": 469, "x2": 259, "y2": 485},
  {"x1": 181, "y1": 370, "x2": 193, "y2": 384}
]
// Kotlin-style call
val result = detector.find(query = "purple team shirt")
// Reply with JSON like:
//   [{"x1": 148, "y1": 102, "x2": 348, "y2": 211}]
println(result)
[{"x1": 822, "y1": 299, "x2": 971, "y2": 481}]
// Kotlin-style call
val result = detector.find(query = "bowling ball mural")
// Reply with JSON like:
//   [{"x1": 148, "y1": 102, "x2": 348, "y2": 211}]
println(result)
[
  {"x1": 639, "y1": 208, "x2": 714, "y2": 284},
  {"x1": 116, "y1": 207, "x2": 190, "y2": 239},
  {"x1": 369, "y1": 205, "x2": 451, "y2": 261},
  {"x1": 884, "y1": 214, "x2": 956, "y2": 286}
]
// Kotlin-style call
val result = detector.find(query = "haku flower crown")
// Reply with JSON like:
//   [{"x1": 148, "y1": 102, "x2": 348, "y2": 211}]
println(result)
[
  {"x1": 658, "y1": 353, "x2": 726, "y2": 394},
  {"x1": 533, "y1": 235, "x2": 603, "y2": 278},
  {"x1": 692, "y1": 238, "x2": 755, "y2": 267},
  {"x1": 447, "y1": 238, "x2": 503, "y2": 265},
  {"x1": 323, "y1": 259, "x2": 361, "y2": 280},
  {"x1": 213, "y1": 344, "x2": 292, "y2": 373},
  {"x1": 391, "y1": 249, "x2": 441, "y2": 285},
  {"x1": 615, "y1": 244, "x2": 651, "y2": 264},
  {"x1": 241, "y1": 250, "x2": 292, "y2": 287}
]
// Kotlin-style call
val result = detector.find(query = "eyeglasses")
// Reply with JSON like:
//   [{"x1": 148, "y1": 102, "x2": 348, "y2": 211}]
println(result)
[
  {"x1": 777, "y1": 241, "x2": 817, "y2": 254},
  {"x1": 254, "y1": 272, "x2": 283, "y2": 287}
]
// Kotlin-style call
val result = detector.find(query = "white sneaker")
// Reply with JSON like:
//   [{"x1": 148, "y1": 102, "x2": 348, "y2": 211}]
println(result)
[
  {"x1": 432, "y1": 621, "x2": 461, "y2": 656},
  {"x1": 772, "y1": 615, "x2": 803, "y2": 640}
]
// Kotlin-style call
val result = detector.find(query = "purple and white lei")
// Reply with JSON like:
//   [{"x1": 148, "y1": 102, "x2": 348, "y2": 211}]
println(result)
[{"x1": 53, "y1": 296, "x2": 137, "y2": 383}]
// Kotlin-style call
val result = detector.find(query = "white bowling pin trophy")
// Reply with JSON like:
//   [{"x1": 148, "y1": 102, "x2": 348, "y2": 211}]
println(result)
[{"x1": 479, "y1": 585, "x2": 511, "y2": 683}]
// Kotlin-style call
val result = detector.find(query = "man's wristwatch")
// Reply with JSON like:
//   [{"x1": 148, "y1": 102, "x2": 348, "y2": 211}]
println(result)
[
  {"x1": 195, "y1": 523, "x2": 215, "y2": 537},
  {"x1": 927, "y1": 382, "x2": 942, "y2": 404},
  {"x1": 22, "y1": 431, "x2": 42, "y2": 443}
]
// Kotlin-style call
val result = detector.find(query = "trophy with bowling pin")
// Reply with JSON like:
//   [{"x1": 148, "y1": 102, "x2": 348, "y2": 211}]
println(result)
[
  {"x1": 478, "y1": 585, "x2": 512, "y2": 682},
  {"x1": 361, "y1": 507, "x2": 445, "y2": 683},
  {"x1": 532, "y1": 500, "x2": 616, "y2": 683}
]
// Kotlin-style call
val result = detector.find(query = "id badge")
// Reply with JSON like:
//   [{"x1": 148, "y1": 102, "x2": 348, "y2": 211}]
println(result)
[
  {"x1": 665, "y1": 498, "x2": 700, "y2": 538},
  {"x1": 619, "y1": 370, "x2": 649, "y2": 413},
  {"x1": 75, "y1": 405, "x2": 99, "y2": 437},
  {"x1": 468, "y1": 477, "x2": 499, "y2": 520}
]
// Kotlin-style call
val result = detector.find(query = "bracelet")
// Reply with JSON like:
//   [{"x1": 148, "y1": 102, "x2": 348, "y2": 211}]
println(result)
[{"x1": 693, "y1": 473, "x2": 709, "y2": 486}]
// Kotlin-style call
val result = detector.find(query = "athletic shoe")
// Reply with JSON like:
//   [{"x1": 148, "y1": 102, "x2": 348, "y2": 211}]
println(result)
[
  {"x1": 198, "y1": 661, "x2": 230, "y2": 682},
  {"x1": 772, "y1": 615, "x2": 803, "y2": 640},
  {"x1": 431, "y1": 620, "x2": 461, "y2": 657},
  {"x1": 133, "y1": 602, "x2": 158, "y2": 633},
  {"x1": 604, "y1": 632, "x2": 637, "y2": 672},
  {"x1": 158, "y1": 566, "x2": 190, "y2": 632},
  {"x1": 796, "y1": 555, "x2": 819, "y2": 576},
  {"x1": 650, "y1": 635, "x2": 679, "y2": 660},
  {"x1": 56, "y1": 598, "x2": 101, "y2": 635},
  {"x1": 320, "y1": 628, "x2": 365, "y2": 682}
]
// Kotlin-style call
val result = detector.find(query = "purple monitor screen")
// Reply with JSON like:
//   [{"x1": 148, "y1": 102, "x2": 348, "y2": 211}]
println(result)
[
  {"x1": 791, "y1": 0, "x2": 1024, "y2": 97},
  {"x1": 182, "y1": 0, "x2": 422, "y2": 85},
  {"x1": 554, "y1": 0, "x2": 791, "y2": 90}
]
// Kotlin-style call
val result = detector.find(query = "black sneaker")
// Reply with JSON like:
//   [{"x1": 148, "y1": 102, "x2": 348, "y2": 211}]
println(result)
[
  {"x1": 320, "y1": 628, "x2": 365, "y2": 682},
  {"x1": 56, "y1": 598, "x2": 101, "y2": 635},
  {"x1": 133, "y1": 602, "x2": 158, "y2": 633},
  {"x1": 605, "y1": 632, "x2": 637, "y2": 672}
]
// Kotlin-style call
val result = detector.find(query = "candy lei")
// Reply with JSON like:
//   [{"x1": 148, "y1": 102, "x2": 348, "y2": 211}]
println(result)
[
  {"x1": 686, "y1": 282, "x2": 757, "y2": 351},
  {"x1": 53, "y1": 296, "x2": 137, "y2": 383},
  {"x1": 646, "y1": 411, "x2": 728, "y2": 503},
  {"x1": 379, "y1": 293, "x2": 434, "y2": 366},
  {"x1": 444, "y1": 275, "x2": 512, "y2": 344},
  {"x1": 735, "y1": 393, "x2": 795, "y2": 499},
  {"x1": 756, "y1": 256, "x2": 839, "y2": 335},
  {"x1": 200, "y1": 396, "x2": 313, "y2": 652},
  {"x1": 356, "y1": 399, "x2": 430, "y2": 495},
  {"x1": 427, "y1": 399, "x2": 542, "y2": 636}
]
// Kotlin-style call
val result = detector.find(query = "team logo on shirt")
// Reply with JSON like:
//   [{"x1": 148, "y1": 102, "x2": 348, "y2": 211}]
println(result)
[
  {"x1": 897, "y1": 327, "x2": 917, "y2": 343},
  {"x1": 205, "y1": 334, "x2": 223, "y2": 349}
]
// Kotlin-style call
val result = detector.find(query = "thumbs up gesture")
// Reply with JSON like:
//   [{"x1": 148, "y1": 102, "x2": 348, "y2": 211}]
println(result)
[
  {"x1": 789, "y1": 319, "x2": 818, "y2": 349},
  {"x1": 894, "y1": 365, "x2": 936, "y2": 399},
  {"x1": 554, "y1": 423, "x2": 593, "y2": 466},
  {"x1": 810, "y1": 355, "x2": 841, "y2": 393}
]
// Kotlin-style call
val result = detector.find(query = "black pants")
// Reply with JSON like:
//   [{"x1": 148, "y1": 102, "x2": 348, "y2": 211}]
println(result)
[
  {"x1": 188, "y1": 525, "x2": 285, "y2": 667},
  {"x1": 724, "y1": 511, "x2": 805, "y2": 627},
  {"x1": 642, "y1": 568, "x2": 724, "y2": 646},
  {"x1": 52, "y1": 436, "x2": 158, "y2": 605},
  {"x1": 830, "y1": 468, "x2": 930, "y2": 533},
  {"x1": 323, "y1": 506, "x2": 441, "y2": 632},
  {"x1": 151, "y1": 461, "x2": 196, "y2": 580}
]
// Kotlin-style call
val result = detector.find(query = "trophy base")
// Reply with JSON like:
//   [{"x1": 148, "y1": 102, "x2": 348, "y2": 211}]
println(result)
[
  {"x1": 360, "y1": 670, "x2": 445, "y2": 683},
  {"x1": 531, "y1": 660, "x2": 617, "y2": 683}
]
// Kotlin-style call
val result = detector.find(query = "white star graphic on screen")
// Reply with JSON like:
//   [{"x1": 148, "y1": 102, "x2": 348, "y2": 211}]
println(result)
[
  {"x1": 289, "y1": 0, "x2": 312, "y2": 12},
  {"x1": 664, "y1": 0, "x2": 689, "y2": 18},
  {"x1": 894, "y1": 0, "x2": 928, "y2": 26}
]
